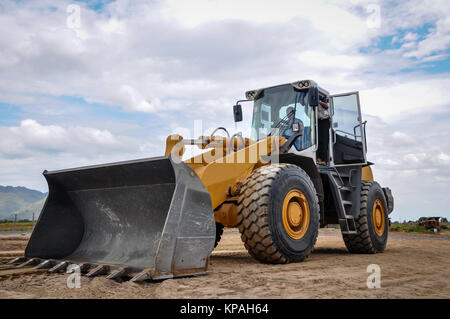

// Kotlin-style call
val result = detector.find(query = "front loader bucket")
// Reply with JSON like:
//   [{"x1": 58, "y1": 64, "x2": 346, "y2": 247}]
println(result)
[{"x1": 24, "y1": 156, "x2": 215, "y2": 281}]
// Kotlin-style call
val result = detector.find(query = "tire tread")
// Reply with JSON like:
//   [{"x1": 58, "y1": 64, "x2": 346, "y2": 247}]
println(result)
[
  {"x1": 237, "y1": 164, "x2": 319, "y2": 263},
  {"x1": 343, "y1": 180, "x2": 382, "y2": 253}
]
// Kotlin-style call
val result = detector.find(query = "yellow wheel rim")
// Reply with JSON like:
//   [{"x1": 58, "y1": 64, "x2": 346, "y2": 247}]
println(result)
[
  {"x1": 372, "y1": 199, "x2": 385, "y2": 236},
  {"x1": 282, "y1": 189, "x2": 310, "y2": 240}
]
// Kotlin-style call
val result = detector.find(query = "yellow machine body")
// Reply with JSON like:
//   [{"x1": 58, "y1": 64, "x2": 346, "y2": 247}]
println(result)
[
  {"x1": 165, "y1": 135, "x2": 285, "y2": 227},
  {"x1": 165, "y1": 134, "x2": 376, "y2": 228}
]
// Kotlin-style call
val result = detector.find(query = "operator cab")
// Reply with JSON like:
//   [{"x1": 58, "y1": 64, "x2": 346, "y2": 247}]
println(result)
[
  {"x1": 249, "y1": 83, "x2": 314, "y2": 153},
  {"x1": 234, "y1": 79, "x2": 367, "y2": 168}
]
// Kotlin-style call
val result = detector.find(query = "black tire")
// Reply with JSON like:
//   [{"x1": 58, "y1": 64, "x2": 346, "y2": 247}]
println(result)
[
  {"x1": 237, "y1": 164, "x2": 320, "y2": 263},
  {"x1": 214, "y1": 223, "x2": 224, "y2": 248},
  {"x1": 343, "y1": 180, "x2": 389, "y2": 253}
]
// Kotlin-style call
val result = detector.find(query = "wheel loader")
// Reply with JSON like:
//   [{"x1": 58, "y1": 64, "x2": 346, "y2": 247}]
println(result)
[{"x1": 11, "y1": 79, "x2": 394, "y2": 281}]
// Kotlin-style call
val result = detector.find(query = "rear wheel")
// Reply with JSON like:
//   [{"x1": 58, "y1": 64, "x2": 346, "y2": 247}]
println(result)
[
  {"x1": 237, "y1": 164, "x2": 320, "y2": 263},
  {"x1": 343, "y1": 180, "x2": 389, "y2": 253}
]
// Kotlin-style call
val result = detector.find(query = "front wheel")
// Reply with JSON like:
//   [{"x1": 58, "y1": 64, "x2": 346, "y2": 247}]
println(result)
[
  {"x1": 343, "y1": 180, "x2": 389, "y2": 253},
  {"x1": 237, "y1": 164, "x2": 320, "y2": 263}
]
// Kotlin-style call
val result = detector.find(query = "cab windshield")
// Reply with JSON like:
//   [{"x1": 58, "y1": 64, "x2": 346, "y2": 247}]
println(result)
[{"x1": 250, "y1": 84, "x2": 315, "y2": 151}]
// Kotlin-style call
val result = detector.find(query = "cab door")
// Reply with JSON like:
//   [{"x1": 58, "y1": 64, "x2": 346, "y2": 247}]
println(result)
[{"x1": 330, "y1": 92, "x2": 366, "y2": 165}]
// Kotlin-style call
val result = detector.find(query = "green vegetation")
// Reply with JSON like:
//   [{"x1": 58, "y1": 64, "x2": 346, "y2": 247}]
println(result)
[
  {"x1": 390, "y1": 222, "x2": 431, "y2": 233},
  {"x1": 0, "y1": 221, "x2": 33, "y2": 231},
  {"x1": 0, "y1": 219, "x2": 32, "y2": 223},
  {"x1": 390, "y1": 217, "x2": 449, "y2": 234}
]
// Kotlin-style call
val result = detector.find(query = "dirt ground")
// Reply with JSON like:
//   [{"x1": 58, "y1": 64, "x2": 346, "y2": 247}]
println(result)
[{"x1": 0, "y1": 228, "x2": 449, "y2": 299}]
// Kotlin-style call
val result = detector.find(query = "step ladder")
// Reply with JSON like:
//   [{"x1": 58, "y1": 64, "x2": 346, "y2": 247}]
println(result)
[{"x1": 325, "y1": 167, "x2": 358, "y2": 234}]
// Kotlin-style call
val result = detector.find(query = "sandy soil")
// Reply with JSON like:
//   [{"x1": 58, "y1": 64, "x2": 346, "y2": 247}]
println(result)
[
  {"x1": 0, "y1": 235, "x2": 28, "y2": 252},
  {"x1": 0, "y1": 229, "x2": 449, "y2": 299}
]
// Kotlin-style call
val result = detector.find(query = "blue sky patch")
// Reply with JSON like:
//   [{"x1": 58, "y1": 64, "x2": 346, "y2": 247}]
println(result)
[
  {"x1": 420, "y1": 53, "x2": 450, "y2": 74},
  {"x1": 0, "y1": 104, "x2": 24, "y2": 126},
  {"x1": 73, "y1": 0, "x2": 116, "y2": 11},
  {"x1": 359, "y1": 22, "x2": 450, "y2": 75}
]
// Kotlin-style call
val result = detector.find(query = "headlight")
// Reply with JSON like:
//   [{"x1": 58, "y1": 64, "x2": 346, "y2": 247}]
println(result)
[
  {"x1": 245, "y1": 90, "x2": 256, "y2": 99},
  {"x1": 245, "y1": 90, "x2": 262, "y2": 100},
  {"x1": 291, "y1": 79, "x2": 316, "y2": 90}
]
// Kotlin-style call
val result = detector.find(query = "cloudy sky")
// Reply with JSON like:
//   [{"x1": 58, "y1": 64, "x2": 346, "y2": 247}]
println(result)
[{"x1": 0, "y1": 0, "x2": 449, "y2": 221}]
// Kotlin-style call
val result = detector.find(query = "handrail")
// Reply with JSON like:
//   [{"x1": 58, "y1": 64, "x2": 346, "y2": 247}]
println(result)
[
  {"x1": 353, "y1": 121, "x2": 367, "y2": 136},
  {"x1": 335, "y1": 129, "x2": 362, "y2": 139}
]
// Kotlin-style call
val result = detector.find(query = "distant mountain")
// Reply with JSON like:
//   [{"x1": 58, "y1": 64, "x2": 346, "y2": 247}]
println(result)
[
  {"x1": 8, "y1": 197, "x2": 47, "y2": 221},
  {"x1": 0, "y1": 186, "x2": 47, "y2": 220}
]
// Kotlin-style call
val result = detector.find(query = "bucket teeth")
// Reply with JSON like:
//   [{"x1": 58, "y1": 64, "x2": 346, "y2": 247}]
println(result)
[
  {"x1": 7, "y1": 257, "x2": 28, "y2": 264},
  {"x1": 33, "y1": 259, "x2": 57, "y2": 269},
  {"x1": 130, "y1": 269, "x2": 152, "y2": 282},
  {"x1": 48, "y1": 261, "x2": 68, "y2": 273},
  {"x1": 17, "y1": 258, "x2": 42, "y2": 268},
  {"x1": 86, "y1": 265, "x2": 109, "y2": 277},
  {"x1": 69, "y1": 263, "x2": 93, "y2": 274},
  {"x1": 6, "y1": 257, "x2": 158, "y2": 282},
  {"x1": 106, "y1": 267, "x2": 128, "y2": 280}
]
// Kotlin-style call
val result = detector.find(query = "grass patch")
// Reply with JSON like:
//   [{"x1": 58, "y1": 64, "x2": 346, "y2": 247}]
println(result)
[
  {"x1": 0, "y1": 222, "x2": 33, "y2": 231},
  {"x1": 389, "y1": 222, "x2": 433, "y2": 233}
]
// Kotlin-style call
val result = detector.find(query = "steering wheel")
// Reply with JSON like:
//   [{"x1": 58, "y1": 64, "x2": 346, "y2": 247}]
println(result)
[
  {"x1": 211, "y1": 127, "x2": 230, "y2": 138},
  {"x1": 279, "y1": 118, "x2": 291, "y2": 127},
  {"x1": 276, "y1": 111, "x2": 296, "y2": 136},
  {"x1": 284, "y1": 109, "x2": 296, "y2": 124},
  {"x1": 277, "y1": 109, "x2": 296, "y2": 128},
  {"x1": 229, "y1": 133, "x2": 245, "y2": 152}
]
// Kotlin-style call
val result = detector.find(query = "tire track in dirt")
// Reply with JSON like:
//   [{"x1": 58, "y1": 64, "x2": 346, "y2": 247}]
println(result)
[{"x1": 0, "y1": 229, "x2": 449, "y2": 298}]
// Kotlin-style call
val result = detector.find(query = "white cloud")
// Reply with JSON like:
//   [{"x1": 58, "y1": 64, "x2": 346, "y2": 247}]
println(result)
[
  {"x1": 364, "y1": 107, "x2": 450, "y2": 220},
  {"x1": 0, "y1": 0, "x2": 449, "y2": 220},
  {"x1": 403, "y1": 32, "x2": 419, "y2": 42},
  {"x1": 100, "y1": 18, "x2": 126, "y2": 35},
  {"x1": 0, "y1": 119, "x2": 138, "y2": 157},
  {"x1": 392, "y1": 132, "x2": 415, "y2": 146},
  {"x1": 360, "y1": 77, "x2": 450, "y2": 121},
  {"x1": 298, "y1": 51, "x2": 368, "y2": 70},
  {"x1": 116, "y1": 85, "x2": 156, "y2": 113},
  {"x1": 404, "y1": 16, "x2": 450, "y2": 58},
  {"x1": 0, "y1": 118, "x2": 163, "y2": 191},
  {"x1": 437, "y1": 152, "x2": 450, "y2": 164}
]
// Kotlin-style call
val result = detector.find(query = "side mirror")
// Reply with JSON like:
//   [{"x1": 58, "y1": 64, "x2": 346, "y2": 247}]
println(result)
[
  {"x1": 233, "y1": 104, "x2": 243, "y2": 122},
  {"x1": 308, "y1": 87, "x2": 319, "y2": 107}
]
